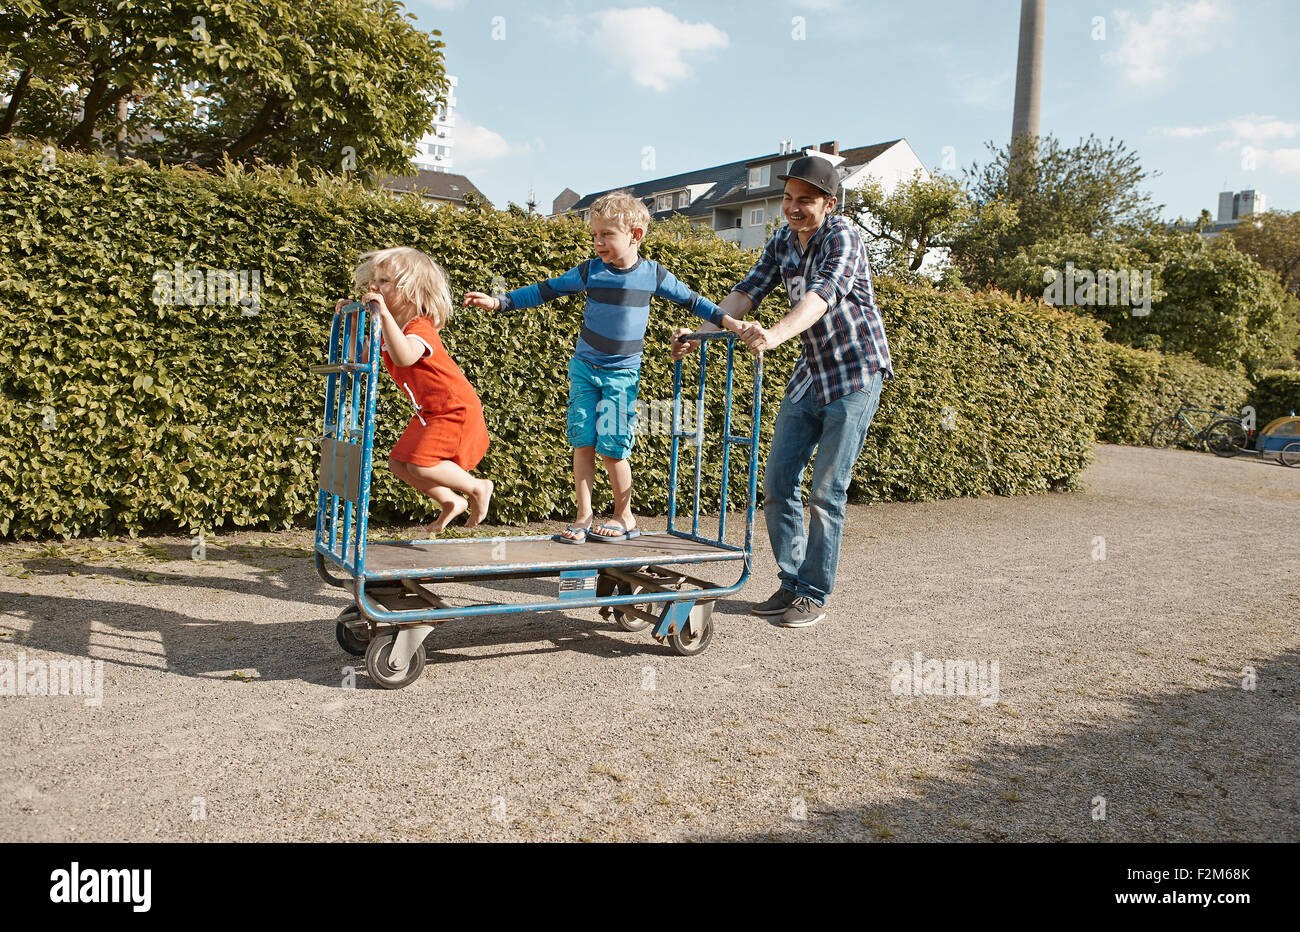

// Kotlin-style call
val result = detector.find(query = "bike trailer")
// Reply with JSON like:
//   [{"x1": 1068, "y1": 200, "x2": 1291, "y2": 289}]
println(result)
[{"x1": 1254, "y1": 415, "x2": 1300, "y2": 454}]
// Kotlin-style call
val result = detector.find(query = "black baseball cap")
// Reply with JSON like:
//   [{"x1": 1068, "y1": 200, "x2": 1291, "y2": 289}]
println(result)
[{"x1": 777, "y1": 156, "x2": 840, "y2": 197}]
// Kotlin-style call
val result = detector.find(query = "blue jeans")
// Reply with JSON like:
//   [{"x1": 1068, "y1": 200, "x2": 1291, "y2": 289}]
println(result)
[{"x1": 762, "y1": 373, "x2": 883, "y2": 605}]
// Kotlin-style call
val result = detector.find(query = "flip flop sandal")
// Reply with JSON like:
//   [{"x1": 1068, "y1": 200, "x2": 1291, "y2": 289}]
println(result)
[
  {"x1": 555, "y1": 525, "x2": 588, "y2": 545},
  {"x1": 588, "y1": 522, "x2": 641, "y2": 543}
]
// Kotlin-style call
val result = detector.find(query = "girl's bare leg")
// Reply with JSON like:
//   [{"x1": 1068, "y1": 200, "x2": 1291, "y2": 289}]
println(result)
[
  {"x1": 406, "y1": 460, "x2": 493, "y2": 528},
  {"x1": 565, "y1": 446, "x2": 596, "y2": 541},
  {"x1": 389, "y1": 458, "x2": 468, "y2": 532}
]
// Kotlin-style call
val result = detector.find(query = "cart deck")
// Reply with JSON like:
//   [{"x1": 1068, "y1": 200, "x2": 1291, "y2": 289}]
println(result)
[
  {"x1": 310, "y1": 301, "x2": 762, "y2": 688},
  {"x1": 362, "y1": 531, "x2": 742, "y2": 580}
]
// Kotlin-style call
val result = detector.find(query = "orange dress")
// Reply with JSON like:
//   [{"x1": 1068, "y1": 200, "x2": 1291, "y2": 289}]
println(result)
[{"x1": 381, "y1": 317, "x2": 490, "y2": 470}]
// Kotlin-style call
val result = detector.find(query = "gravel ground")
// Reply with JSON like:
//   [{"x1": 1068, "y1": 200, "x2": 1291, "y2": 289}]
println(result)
[{"x1": 1, "y1": 444, "x2": 1296, "y2": 842}]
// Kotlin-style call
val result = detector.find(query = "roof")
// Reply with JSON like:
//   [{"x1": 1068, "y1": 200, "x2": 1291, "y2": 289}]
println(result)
[
  {"x1": 567, "y1": 159, "x2": 750, "y2": 213},
  {"x1": 564, "y1": 139, "x2": 903, "y2": 220},
  {"x1": 376, "y1": 169, "x2": 487, "y2": 205}
]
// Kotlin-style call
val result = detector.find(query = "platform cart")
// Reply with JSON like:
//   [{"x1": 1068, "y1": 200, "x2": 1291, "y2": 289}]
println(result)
[{"x1": 310, "y1": 302, "x2": 763, "y2": 688}]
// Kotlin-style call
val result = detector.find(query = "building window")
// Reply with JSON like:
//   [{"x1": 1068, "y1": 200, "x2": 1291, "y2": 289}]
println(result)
[
  {"x1": 678, "y1": 190, "x2": 689, "y2": 208},
  {"x1": 656, "y1": 194, "x2": 673, "y2": 212},
  {"x1": 748, "y1": 165, "x2": 770, "y2": 189},
  {"x1": 749, "y1": 207, "x2": 764, "y2": 226}
]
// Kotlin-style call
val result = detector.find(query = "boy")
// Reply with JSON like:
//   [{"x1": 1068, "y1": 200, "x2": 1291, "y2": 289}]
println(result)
[{"x1": 463, "y1": 191, "x2": 738, "y2": 543}]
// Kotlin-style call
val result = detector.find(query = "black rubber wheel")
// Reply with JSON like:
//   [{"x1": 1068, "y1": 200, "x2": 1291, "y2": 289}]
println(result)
[
  {"x1": 1149, "y1": 417, "x2": 1186, "y2": 449},
  {"x1": 613, "y1": 580, "x2": 653, "y2": 632},
  {"x1": 668, "y1": 610, "x2": 713, "y2": 657},
  {"x1": 364, "y1": 632, "x2": 426, "y2": 689},
  {"x1": 1282, "y1": 442, "x2": 1300, "y2": 468},
  {"x1": 335, "y1": 608, "x2": 369, "y2": 656},
  {"x1": 1205, "y1": 419, "x2": 1247, "y2": 457},
  {"x1": 598, "y1": 574, "x2": 653, "y2": 632}
]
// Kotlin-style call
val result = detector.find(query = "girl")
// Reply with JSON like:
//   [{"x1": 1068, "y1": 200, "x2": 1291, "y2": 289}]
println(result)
[{"x1": 339, "y1": 246, "x2": 493, "y2": 533}]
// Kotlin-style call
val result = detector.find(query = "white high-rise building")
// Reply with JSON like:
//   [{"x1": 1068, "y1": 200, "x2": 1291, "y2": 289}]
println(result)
[
  {"x1": 1217, "y1": 188, "x2": 1266, "y2": 223},
  {"x1": 413, "y1": 75, "x2": 457, "y2": 172}
]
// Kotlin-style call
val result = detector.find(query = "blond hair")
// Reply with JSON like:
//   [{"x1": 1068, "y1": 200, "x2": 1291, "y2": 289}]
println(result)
[
  {"x1": 352, "y1": 246, "x2": 454, "y2": 327},
  {"x1": 589, "y1": 191, "x2": 650, "y2": 235}
]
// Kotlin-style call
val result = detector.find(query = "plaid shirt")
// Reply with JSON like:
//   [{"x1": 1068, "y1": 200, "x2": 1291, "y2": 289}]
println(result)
[{"x1": 732, "y1": 214, "x2": 893, "y2": 404}]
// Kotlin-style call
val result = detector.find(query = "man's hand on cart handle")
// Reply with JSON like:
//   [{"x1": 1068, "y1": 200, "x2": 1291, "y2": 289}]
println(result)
[
  {"x1": 731, "y1": 318, "x2": 776, "y2": 355},
  {"x1": 462, "y1": 291, "x2": 502, "y2": 310}
]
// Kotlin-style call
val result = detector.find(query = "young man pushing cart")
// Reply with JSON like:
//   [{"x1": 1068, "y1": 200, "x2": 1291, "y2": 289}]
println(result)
[{"x1": 674, "y1": 155, "x2": 892, "y2": 629}]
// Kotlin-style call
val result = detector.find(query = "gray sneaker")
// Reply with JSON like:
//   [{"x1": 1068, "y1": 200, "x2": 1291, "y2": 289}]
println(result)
[
  {"x1": 772, "y1": 596, "x2": 827, "y2": 628},
  {"x1": 750, "y1": 587, "x2": 797, "y2": 617}
]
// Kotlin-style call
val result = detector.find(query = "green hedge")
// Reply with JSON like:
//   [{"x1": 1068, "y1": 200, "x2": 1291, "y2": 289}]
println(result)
[
  {"x1": 997, "y1": 231, "x2": 1293, "y2": 379},
  {"x1": 1248, "y1": 369, "x2": 1300, "y2": 428},
  {"x1": 0, "y1": 140, "x2": 1109, "y2": 539},
  {"x1": 861, "y1": 282, "x2": 1108, "y2": 500},
  {"x1": 1098, "y1": 343, "x2": 1254, "y2": 445}
]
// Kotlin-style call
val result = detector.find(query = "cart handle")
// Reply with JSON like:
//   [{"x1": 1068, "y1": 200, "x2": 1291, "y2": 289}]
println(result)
[
  {"x1": 675, "y1": 330, "x2": 740, "y2": 343},
  {"x1": 309, "y1": 362, "x2": 371, "y2": 375}
]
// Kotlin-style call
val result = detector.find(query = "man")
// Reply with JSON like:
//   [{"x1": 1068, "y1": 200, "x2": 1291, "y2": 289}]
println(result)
[{"x1": 673, "y1": 155, "x2": 892, "y2": 628}]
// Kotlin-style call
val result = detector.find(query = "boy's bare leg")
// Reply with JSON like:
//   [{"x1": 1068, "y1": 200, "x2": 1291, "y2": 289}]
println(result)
[
  {"x1": 389, "y1": 459, "x2": 468, "y2": 531},
  {"x1": 406, "y1": 460, "x2": 493, "y2": 528},
  {"x1": 590, "y1": 454, "x2": 636, "y2": 538},
  {"x1": 566, "y1": 446, "x2": 597, "y2": 541}
]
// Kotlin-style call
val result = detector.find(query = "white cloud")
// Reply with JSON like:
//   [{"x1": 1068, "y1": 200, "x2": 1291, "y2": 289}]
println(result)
[
  {"x1": 455, "y1": 119, "x2": 534, "y2": 167},
  {"x1": 1264, "y1": 149, "x2": 1300, "y2": 173},
  {"x1": 592, "y1": 7, "x2": 729, "y2": 92},
  {"x1": 534, "y1": 7, "x2": 729, "y2": 90},
  {"x1": 426, "y1": 0, "x2": 466, "y2": 10},
  {"x1": 534, "y1": 12, "x2": 583, "y2": 41},
  {"x1": 1156, "y1": 114, "x2": 1300, "y2": 174},
  {"x1": 1225, "y1": 115, "x2": 1300, "y2": 143},
  {"x1": 1160, "y1": 125, "x2": 1215, "y2": 138},
  {"x1": 1162, "y1": 115, "x2": 1300, "y2": 143},
  {"x1": 1106, "y1": 0, "x2": 1231, "y2": 86}
]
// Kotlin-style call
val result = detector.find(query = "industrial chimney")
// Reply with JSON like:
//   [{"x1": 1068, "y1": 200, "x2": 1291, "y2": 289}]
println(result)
[{"x1": 1010, "y1": 0, "x2": 1045, "y2": 184}]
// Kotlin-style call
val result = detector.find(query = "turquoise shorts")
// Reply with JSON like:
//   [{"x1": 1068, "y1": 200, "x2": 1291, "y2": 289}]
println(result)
[{"x1": 567, "y1": 358, "x2": 641, "y2": 459}]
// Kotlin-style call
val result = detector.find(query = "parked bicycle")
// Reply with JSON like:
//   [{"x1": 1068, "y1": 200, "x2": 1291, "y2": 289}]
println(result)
[{"x1": 1148, "y1": 400, "x2": 1249, "y2": 457}]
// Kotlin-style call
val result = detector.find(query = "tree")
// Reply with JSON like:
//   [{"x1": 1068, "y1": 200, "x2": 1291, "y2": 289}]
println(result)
[
  {"x1": 956, "y1": 134, "x2": 1164, "y2": 286},
  {"x1": 844, "y1": 169, "x2": 1015, "y2": 281},
  {"x1": 1, "y1": 0, "x2": 448, "y2": 178},
  {"x1": 997, "y1": 231, "x2": 1290, "y2": 377},
  {"x1": 1226, "y1": 209, "x2": 1300, "y2": 295},
  {"x1": 0, "y1": 2, "x2": 202, "y2": 150}
]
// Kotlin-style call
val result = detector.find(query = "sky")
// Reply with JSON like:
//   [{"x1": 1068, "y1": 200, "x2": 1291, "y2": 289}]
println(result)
[{"x1": 405, "y1": 0, "x2": 1300, "y2": 221}]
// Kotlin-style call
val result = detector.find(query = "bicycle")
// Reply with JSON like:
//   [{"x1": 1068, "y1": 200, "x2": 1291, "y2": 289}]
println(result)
[{"x1": 1148, "y1": 400, "x2": 1249, "y2": 458}]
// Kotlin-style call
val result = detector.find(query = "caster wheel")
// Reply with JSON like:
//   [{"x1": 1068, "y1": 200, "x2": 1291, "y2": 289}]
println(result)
[
  {"x1": 336, "y1": 620, "x2": 369, "y2": 656},
  {"x1": 668, "y1": 610, "x2": 713, "y2": 656},
  {"x1": 613, "y1": 583, "x2": 653, "y2": 633},
  {"x1": 336, "y1": 607, "x2": 368, "y2": 656},
  {"x1": 597, "y1": 573, "x2": 653, "y2": 631},
  {"x1": 364, "y1": 632, "x2": 426, "y2": 689}
]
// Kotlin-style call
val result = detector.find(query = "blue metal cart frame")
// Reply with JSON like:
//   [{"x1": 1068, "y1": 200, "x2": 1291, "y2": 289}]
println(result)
[{"x1": 311, "y1": 302, "x2": 763, "y2": 688}]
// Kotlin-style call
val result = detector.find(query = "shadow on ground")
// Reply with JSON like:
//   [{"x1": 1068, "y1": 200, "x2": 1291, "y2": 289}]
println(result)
[
  {"x1": 705, "y1": 647, "x2": 1299, "y2": 842},
  {"x1": 1, "y1": 565, "x2": 679, "y2": 688}
]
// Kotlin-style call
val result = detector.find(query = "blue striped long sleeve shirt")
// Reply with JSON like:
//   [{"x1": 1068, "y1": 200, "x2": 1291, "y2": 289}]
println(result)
[{"x1": 497, "y1": 257, "x2": 725, "y2": 369}]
